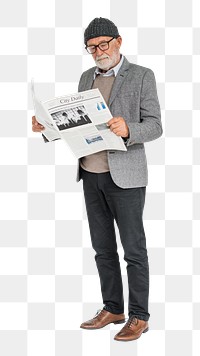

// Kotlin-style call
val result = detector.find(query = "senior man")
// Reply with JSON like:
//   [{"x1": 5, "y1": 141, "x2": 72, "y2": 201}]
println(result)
[{"x1": 32, "y1": 17, "x2": 162, "y2": 341}]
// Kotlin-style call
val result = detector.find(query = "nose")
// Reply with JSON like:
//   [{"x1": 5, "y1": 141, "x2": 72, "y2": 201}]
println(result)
[{"x1": 96, "y1": 46, "x2": 104, "y2": 56}]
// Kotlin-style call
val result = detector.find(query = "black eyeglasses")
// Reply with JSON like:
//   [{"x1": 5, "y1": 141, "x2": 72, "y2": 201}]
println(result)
[{"x1": 85, "y1": 37, "x2": 115, "y2": 54}]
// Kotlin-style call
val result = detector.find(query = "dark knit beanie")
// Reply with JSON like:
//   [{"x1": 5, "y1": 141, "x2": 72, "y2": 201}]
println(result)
[{"x1": 84, "y1": 17, "x2": 120, "y2": 45}]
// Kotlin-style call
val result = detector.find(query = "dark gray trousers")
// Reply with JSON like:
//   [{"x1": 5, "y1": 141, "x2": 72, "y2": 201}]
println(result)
[{"x1": 81, "y1": 167, "x2": 150, "y2": 321}]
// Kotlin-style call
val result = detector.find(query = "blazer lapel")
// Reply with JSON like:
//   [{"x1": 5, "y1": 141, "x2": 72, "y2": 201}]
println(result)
[
  {"x1": 80, "y1": 57, "x2": 130, "y2": 103},
  {"x1": 108, "y1": 57, "x2": 130, "y2": 106}
]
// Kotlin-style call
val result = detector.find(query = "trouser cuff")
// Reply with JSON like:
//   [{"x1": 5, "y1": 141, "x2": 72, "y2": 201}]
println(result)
[
  {"x1": 129, "y1": 312, "x2": 150, "y2": 321},
  {"x1": 103, "y1": 305, "x2": 124, "y2": 315}
]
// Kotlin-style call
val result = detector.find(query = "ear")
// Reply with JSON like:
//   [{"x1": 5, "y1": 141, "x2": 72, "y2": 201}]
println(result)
[{"x1": 116, "y1": 36, "x2": 122, "y2": 48}]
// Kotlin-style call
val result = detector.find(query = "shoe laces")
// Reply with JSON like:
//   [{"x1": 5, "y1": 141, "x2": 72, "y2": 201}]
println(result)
[
  {"x1": 94, "y1": 309, "x2": 105, "y2": 319},
  {"x1": 127, "y1": 316, "x2": 138, "y2": 328}
]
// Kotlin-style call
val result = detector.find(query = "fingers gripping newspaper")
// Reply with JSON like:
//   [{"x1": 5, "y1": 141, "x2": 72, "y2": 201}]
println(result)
[{"x1": 31, "y1": 80, "x2": 127, "y2": 159}]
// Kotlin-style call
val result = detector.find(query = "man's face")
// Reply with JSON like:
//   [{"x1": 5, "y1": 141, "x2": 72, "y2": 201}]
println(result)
[{"x1": 87, "y1": 36, "x2": 122, "y2": 71}]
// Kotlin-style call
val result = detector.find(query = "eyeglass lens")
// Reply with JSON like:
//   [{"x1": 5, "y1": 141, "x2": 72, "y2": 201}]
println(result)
[{"x1": 86, "y1": 38, "x2": 114, "y2": 54}]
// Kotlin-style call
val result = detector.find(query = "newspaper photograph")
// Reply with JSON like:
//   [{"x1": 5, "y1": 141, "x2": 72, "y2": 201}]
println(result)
[{"x1": 31, "y1": 80, "x2": 127, "y2": 158}]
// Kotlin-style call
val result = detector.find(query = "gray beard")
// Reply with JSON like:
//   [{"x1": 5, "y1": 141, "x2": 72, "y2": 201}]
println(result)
[{"x1": 95, "y1": 53, "x2": 118, "y2": 71}]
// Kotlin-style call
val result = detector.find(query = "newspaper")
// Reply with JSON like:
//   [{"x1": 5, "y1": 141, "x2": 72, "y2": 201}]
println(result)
[{"x1": 31, "y1": 80, "x2": 127, "y2": 159}]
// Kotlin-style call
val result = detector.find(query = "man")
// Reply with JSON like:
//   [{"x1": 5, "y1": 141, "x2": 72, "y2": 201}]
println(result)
[{"x1": 32, "y1": 17, "x2": 162, "y2": 342}]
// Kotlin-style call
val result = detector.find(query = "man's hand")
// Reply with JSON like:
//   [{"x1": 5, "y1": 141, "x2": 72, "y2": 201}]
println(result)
[
  {"x1": 32, "y1": 116, "x2": 45, "y2": 132},
  {"x1": 107, "y1": 117, "x2": 129, "y2": 138}
]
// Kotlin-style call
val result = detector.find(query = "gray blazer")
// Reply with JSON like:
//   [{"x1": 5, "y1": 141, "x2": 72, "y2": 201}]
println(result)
[{"x1": 77, "y1": 56, "x2": 162, "y2": 188}]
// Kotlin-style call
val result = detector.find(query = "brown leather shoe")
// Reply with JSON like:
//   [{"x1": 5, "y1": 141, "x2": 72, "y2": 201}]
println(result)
[
  {"x1": 114, "y1": 316, "x2": 149, "y2": 341},
  {"x1": 80, "y1": 309, "x2": 126, "y2": 330}
]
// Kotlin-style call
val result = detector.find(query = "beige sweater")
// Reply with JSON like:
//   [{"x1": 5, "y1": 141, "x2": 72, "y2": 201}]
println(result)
[{"x1": 80, "y1": 75, "x2": 115, "y2": 173}]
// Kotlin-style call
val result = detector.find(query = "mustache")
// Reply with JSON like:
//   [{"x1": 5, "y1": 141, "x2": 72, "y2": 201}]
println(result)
[{"x1": 96, "y1": 55, "x2": 110, "y2": 61}]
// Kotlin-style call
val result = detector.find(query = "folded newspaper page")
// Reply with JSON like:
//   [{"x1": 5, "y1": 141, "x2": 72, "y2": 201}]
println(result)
[{"x1": 31, "y1": 80, "x2": 127, "y2": 159}]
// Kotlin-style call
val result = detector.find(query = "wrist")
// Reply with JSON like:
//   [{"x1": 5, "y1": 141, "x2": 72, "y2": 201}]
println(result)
[{"x1": 123, "y1": 131, "x2": 130, "y2": 139}]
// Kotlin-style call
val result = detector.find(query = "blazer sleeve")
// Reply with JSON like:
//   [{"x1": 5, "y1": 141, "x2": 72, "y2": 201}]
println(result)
[{"x1": 126, "y1": 69, "x2": 163, "y2": 146}]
